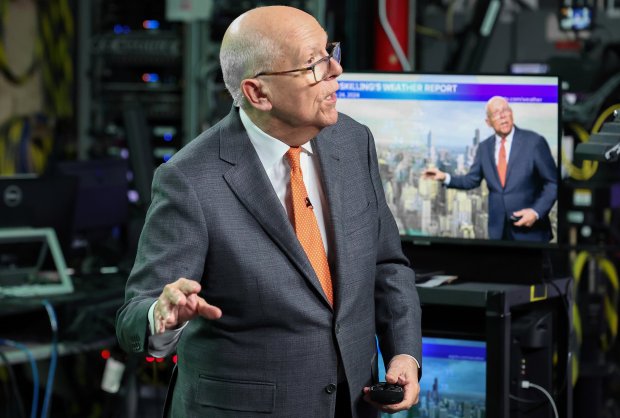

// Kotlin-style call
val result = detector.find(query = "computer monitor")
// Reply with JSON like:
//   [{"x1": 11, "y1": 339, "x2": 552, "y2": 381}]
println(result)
[
  {"x1": 0, "y1": 175, "x2": 78, "y2": 254},
  {"x1": 54, "y1": 159, "x2": 131, "y2": 273},
  {"x1": 56, "y1": 158, "x2": 129, "y2": 232},
  {"x1": 0, "y1": 175, "x2": 78, "y2": 296},
  {"x1": 377, "y1": 336, "x2": 487, "y2": 417}
]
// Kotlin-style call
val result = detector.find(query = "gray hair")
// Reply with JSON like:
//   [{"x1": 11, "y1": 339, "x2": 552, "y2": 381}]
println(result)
[
  {"x1": 220, "y1": 31, "x2": 284, "y2": 108},
  {"x1": 485, "y1": 96, "x2": 510, "y2": 116}
]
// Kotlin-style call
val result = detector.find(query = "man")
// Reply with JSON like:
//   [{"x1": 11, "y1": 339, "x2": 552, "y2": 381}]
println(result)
[
  {"x1": 423, "y1": 96, "x2": 557, "y2": 241},
  {"x1": 115, "y1": 6, "x2": 421, "y2": 418}
]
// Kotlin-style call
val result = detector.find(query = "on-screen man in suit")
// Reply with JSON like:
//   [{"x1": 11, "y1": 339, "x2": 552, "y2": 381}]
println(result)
[
  {"x1": 116, "y1": 5, "x2": 422, "y2": 418},
  {"x1": 423, "y1": 96, "x2": 557, "y2": 241}
]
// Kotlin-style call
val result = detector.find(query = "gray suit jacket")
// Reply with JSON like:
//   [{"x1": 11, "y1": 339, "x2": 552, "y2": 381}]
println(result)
[{"x1": 116, "y1": 108, "x2": 421, "y2": 418}]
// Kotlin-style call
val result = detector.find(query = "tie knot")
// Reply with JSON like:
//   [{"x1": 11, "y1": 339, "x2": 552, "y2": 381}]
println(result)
[{"x1": 286, "y1": 147, "x2": 302, "y2": 172}]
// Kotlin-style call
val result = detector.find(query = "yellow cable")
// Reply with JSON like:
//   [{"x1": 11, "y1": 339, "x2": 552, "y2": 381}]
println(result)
[
  {"x1": 598, "y1": 257, "x2": 619, "y2": 345},
  {"x1": 0, "y1": 132, "x2": 6, "y2": 175},
  {"x1": 572, "y1": 356, "x2": 579, "y2": 386},
  {"x1": 415, "y1": 25, "x2": 445, "y2": 40},
  {"x1": 591, "y1": 103, "x2": 620, "y2": 133},
  {"x1": 562, "y1": 123, "x2": 599, "y2": 180},
  {"x1": 598, "y1": 257, "x2": 619, "y2": 290},
  {"x1": 573, "y1": 304, "x2": 583, "y2": 345},
  {"x1": 59, "y1": 0, "x2": 74, "y2": 37},
  {"x1": 571, "y1": 251, "x2": 591, "y2": 375},
  {"x1": 562, "y1": 104, "x2": 620, "y2": 180},
  {"x1": 39, "y1": 0, "x2": 74, "y2": 118},
  {"x1": 574, "y1": 253, "x2": 619, "y2": 352},
  {"x1": 3, "y1": 118, "x2": 24, "y2": 175},
  {"x1": 572, "y1": 251, "x2": 590, "y2": 284},
  {"x1": 604, "y1": 296, "x2": 618, "y2": 340}
]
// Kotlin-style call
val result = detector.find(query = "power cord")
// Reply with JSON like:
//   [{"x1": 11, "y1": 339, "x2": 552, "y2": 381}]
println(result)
[
  {"x1": 521, "y1": 380, "x2": 559, "y2": 418},
  {"x1": 0, "y1": 339, "x2": 39, "y2": 418},
  {"x1": 541, "y1": 254, "x2": 573, "y2": 400},
  {"x1": 0, "y1": 301, "x2": 60, "y2": 418},
  {"x1": 0, "y1": 349, "x2": 27, "y2": 418},
  {"x1": 40, "y1": 300, "x2": 58, "y2": 418}
]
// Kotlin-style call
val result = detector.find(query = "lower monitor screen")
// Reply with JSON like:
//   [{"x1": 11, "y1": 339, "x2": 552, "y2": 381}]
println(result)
[{"x1": 378, "y1": 337, "x2": 486, "y2": 417}]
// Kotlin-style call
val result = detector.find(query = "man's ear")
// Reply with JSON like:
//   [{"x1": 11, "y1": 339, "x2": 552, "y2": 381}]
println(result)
[
  {"x1": 485, "y1": 117, "x2": 492, "y2": 128},
  {"x1": 241, "y1": 78, "x2": 272, "y2": 111}
]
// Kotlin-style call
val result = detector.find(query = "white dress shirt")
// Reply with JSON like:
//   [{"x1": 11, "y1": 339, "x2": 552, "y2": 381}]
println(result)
[
  {"x1": 492, "y1": 128, "x2": 514, "y2": 166},
  {"x1": 239, "y1": 107, "x2": 331, "y2": 253}
]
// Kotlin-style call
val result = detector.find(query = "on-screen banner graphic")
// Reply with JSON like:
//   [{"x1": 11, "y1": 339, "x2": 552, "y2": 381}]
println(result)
[{"x1": 423, "y1": 342, "x2": 486, "y2": 362}]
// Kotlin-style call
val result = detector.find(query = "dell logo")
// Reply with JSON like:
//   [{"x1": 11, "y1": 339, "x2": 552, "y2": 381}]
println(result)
[{"x1": 3, "y1": 185, "x2": 23, "y2": 207}]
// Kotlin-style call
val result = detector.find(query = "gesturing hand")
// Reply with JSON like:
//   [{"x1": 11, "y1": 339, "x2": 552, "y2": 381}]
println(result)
[
  {"x1": 154, "y1": 278, "x2": 222, "y2": 334},
  {"x1": 422, "y1": 167, "x2": 446, "y2": 181}
]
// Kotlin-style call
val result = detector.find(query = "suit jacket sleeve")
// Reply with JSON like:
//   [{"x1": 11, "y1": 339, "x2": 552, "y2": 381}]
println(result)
[
  {"x1": 365, "y1": 125, "x2": 423, "y2": 369},
  {"x1": 530, "y1": 135, "x2": 557, "y2": 218},
  {"x1": 447, "y1": 142, "x2": 485, "y2": 190},
  {"x1": 115, "y1": 162, "x2": 209, "y2": 354}
]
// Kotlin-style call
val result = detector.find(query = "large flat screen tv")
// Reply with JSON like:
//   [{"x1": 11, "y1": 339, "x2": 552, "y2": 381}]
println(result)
[{"x1": 336, "y1": 72, "x2": 560, "y2": 248}]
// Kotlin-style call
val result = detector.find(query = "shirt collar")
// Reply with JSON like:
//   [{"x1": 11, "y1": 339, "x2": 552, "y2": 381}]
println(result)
[
  {"x1": 495, "y1": 126, "x2": 515, "y2": 145},
  {"x1": 239, "y1": 108, "x2": 314, "y2": 168}
]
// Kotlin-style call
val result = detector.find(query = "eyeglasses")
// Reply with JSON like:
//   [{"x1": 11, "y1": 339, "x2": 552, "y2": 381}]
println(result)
[
  {"x1": 254, "y1": 42, "x2": 341, "y2": 83},
  {"x1": 488, "y1": 107, "x2": 512, "y2": 120}
]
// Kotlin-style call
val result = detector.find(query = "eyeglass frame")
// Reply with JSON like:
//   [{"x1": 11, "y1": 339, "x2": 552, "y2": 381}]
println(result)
[
  {"x1": 253, "y1": 42, "x2": 341, "y2": 83},
  {"x1": 488, "y1": 107, "x2": 513, "y2": 121}
]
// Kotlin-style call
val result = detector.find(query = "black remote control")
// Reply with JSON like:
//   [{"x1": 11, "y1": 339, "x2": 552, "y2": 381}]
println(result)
[{"x1": 369, "y1": 382, "x2": 404, "y2": 404}]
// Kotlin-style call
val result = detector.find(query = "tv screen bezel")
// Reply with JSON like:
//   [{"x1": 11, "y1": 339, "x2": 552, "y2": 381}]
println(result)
[{"x1": 335, "y1": 70, "x2": 563, "y2": 251}]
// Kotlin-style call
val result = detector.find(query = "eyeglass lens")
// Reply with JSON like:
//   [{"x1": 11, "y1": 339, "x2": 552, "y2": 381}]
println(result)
[
  {"x1": 491, "y1": 108, "x2": 511, "y2": 119},
  {"x1": 314, "y1": 44, "x2": 341, "y2": 82}
]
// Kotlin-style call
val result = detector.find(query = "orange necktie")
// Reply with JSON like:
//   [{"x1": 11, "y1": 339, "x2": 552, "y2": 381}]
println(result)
[
  {"x1": 497, "y1": 137, "x2": 507, "y2": 188},
  {"x1": 286, "y1": 147, "x2": 333, "y2": 305}
]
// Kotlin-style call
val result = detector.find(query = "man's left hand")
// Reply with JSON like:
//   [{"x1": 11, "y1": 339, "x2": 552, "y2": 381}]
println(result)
[
  {"x1": 363, "y1": 354, "x2": 420, "y2": 413},
  {"x1": 512, "y1": 208, "x2": 538, "y2": 227}
]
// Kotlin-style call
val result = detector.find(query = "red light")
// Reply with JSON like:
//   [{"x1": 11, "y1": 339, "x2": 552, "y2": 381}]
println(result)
[
  {"x1": 145, "y1": 356, "x2": 155, "y2": 363},
  {"x1": 172, "y1": 354, "x2": 178, "y2": 364},
  {"x1": 155, "y1": 357, "x2": 164, "y2": 363},
  {"x1": 142, "y1": 20, "x2": 160, "y2": 30},
  {"x1": 141, "y1": 73, "x2": 160, "y2": 83},
  {"x1": 100, "y1": 349, "x2": 111, "y2": 360}
]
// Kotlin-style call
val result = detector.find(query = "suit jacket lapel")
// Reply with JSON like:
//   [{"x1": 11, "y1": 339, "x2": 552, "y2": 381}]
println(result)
[
  {"x1": 505, "y1": 127, "x2": 524, "y2": 189},
  {"x1": 220, "y1": 108, "x2": 332, "y2": 308},
  {"x1": 485, "y1": 137, "x2": 502, "y2": 188},
  {"x1": 313, "y1": 128, "x2": 343, "y2": 310}
]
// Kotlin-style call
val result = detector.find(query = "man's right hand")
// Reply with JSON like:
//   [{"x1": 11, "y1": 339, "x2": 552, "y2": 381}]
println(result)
[
  {"x1": 422, "y1": 167, "x2": 446, "y2": 181},
  {"x1": 154, "y1": 278, "x2": 222, "y2": 334}
]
